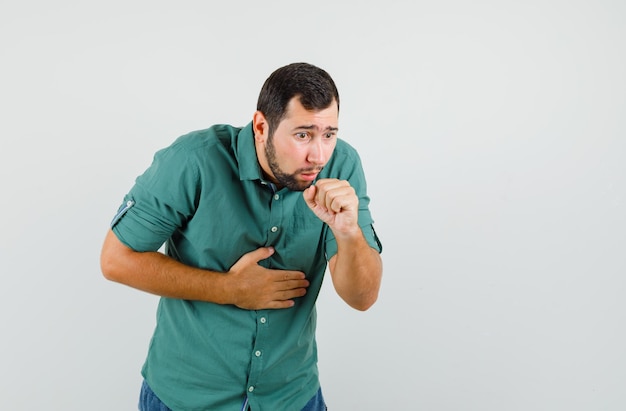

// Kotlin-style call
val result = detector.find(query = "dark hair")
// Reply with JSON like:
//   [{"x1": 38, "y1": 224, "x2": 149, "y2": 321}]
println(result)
[{"x1": 257, "y1": 62, "x2": 340, "y2": 135}]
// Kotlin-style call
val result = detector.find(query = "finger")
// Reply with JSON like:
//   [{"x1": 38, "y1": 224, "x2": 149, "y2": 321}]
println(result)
[
  {"x1": 314, "y1": 178, "x2": 340, "y2": 189},
  {"x1": 265, "y1": 300, "x2": 296, "y2": 309},
  {"x1": 327, "y1": 184, "x2": 357, "y2": 211},
  {"x1": 278, "y1": 279, "x2": 310, "y2": 290},
  {"x1": 328, "y1": 193, "x2": 356, "y2": 213},
  {"x1": 315, "y1": 181, "x2": 350, "y2": 211},
  {"x1": 269, "y1": 288, "x2": 307, "y2": 308},
  {"x1": 279, "y1": 287, "x2": 308, "y2": 300},
  {"x1": 239, "y1": 246, "x2": 275, "y2": 266},
  {"x1": 273, "y1": 269, "x2": 306, "y2": 280}
]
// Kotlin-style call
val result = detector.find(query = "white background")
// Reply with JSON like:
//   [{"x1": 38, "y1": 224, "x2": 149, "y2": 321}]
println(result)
[{"x1": 1, "y1": 1, "x2": 625, "y2": 410}]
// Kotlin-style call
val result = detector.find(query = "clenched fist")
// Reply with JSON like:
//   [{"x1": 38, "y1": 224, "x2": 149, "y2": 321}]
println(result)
[{"x1": 303, "y1": 178, "x2": 360, "y2": 236}]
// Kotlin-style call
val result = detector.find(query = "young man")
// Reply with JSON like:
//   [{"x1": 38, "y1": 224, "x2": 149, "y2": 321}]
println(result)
[{"x1": 100, "y1": 62, "x2": 383, "y2": 411}]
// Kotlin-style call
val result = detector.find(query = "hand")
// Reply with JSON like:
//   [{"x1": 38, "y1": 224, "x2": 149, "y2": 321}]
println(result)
[
  {"x1": 226, "y1": 247, "x2": 309, "y2": 310},
  {"x1": 303, "y1": 178, "x2": 360, "y2": 236}
]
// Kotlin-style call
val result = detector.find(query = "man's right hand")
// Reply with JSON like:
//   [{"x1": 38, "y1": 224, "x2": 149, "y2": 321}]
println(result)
[
  {"x1": 101, "y1": 230, "x2": 308, "y2": 309},
  {"x1": 225, "y1": 247, "x2": 309, "y2": 310}
]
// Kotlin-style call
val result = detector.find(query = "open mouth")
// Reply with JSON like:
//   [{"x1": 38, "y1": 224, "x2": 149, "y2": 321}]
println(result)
[{"x1": 300, "y1": 172, "x2": 319, "y2": 181}]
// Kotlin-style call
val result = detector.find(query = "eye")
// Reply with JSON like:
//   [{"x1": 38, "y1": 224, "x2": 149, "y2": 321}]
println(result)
[
  {"x1": 295, "y1": 132, "x2": 309, "y2": 140},
  {"x1": 324, "y1": 132, "x2": 336, "y2": 139}
]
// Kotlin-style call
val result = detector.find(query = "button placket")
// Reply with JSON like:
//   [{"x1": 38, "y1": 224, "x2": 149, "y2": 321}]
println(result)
[
  {"x1": 267, "y1": 189, "x2": 283, "y2": 242},
  {"x1": 247, "y1": 312, "x2": 269, "y2": 398}
]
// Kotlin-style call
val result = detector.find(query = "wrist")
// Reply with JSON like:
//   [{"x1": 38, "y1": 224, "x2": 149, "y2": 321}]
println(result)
[{"x1": 332, "y1": 224, "x2": 363, "y2": 243}]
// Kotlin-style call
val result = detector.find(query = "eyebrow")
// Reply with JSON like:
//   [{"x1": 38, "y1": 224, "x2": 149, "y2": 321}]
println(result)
[{"x1": 293, "y1": 125, "x2": 339, "y2": 132}]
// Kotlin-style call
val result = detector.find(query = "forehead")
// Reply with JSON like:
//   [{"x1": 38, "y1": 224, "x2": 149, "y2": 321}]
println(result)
[{"x1": 280, "y1": 97, "x2": 339, "y2": 128}]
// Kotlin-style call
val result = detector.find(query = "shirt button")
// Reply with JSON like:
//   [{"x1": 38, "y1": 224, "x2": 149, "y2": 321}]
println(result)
[
  {"x1": 255, "y1": 350, "x2": 262, "y2": 357},
  {"x1": 274, "y1": 194, "x2": 280, "y2": 200},
  {"x1": 271, "y1": 226, "x2": 278, "y2": 232},
  {"x1": 248, "y1": 386, "x2": 255, "y2": 392},
  {"x1": 260, "y1": 317, "x2": 266, "y2": 324}
]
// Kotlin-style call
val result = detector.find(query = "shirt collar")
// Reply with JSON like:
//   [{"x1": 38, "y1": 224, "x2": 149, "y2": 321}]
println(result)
[{"x1": 237, "y1": 122, "x2": 264, "y2": 181}]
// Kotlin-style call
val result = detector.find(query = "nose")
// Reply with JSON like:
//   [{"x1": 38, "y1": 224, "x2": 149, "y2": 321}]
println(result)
[{"x1": 307, "y1": 139, "x2": 326, "y2": 165}]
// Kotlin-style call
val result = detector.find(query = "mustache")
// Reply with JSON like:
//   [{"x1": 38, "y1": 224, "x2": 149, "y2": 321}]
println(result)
[{"x1": 297, "y1": 166, "x2": 324, "y2": 174}]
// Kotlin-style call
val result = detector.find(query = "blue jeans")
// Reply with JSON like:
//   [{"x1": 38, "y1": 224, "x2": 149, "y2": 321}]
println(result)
[{"x1": 139, "y1": 380, "x2": 327, "y2": 411}]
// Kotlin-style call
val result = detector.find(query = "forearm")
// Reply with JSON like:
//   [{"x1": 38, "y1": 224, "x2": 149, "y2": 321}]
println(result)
[
  {"x1": 100, "y1": 230, "x2": 230, "y2": 303},
  {"x1": 301, "y1": 179, "x2": 383, "y2": 310},
  {"x1": 329, "y1": 228, "x2": 383, "y2": 311}
]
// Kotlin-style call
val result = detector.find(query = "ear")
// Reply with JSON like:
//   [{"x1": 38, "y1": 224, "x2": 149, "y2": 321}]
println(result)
[{"x1": 252, "y1": 111, "x2": 269, "y2": 143}]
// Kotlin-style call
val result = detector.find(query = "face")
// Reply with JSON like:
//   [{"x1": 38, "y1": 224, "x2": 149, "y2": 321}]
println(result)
[{"x1": 254, "y1": 97, "x2": 339, "y2": 191}]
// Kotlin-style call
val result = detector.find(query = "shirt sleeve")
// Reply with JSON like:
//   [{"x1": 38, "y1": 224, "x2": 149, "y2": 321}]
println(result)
[
  {"x1": 324, "y1": 144, "x2": 382, "y2": 260},
  {"x1": 111, "y1": 140, "x2": 200, "y2": 252}
]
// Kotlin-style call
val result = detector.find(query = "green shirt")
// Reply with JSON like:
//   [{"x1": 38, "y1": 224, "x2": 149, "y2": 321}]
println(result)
[{"x1": 111, "y1": 123, "x2": 381, "y2": 411}]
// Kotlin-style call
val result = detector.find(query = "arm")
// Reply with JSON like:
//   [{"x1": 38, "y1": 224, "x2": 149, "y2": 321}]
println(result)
[
  {"x1": 303, "y1": 179, "x2": 383, "y2": 311},
  {"x1": 100, "y1": 229, "x2": 309, "y2": 310}
]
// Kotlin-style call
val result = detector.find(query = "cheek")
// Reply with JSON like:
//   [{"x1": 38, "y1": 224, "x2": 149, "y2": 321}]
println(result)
[
  {"x1": 275, "y1": 144, "x2": 302, "y2": 170},
  {"x1": 322, "y1": 142, "x2": 336, "y2": 162},
  {"x1": 282, "y1": 143, "x2": 308, "y2": 159},
  {"x1": 324, "y1": 145, "x2": 335, "y2": 159}
]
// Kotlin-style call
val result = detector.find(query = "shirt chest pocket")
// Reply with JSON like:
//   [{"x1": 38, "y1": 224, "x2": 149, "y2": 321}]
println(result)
[
  {"x1": 277, "y1": 210, "x2": 326, "y2": 272},
  {"x1": 288, "y1": 207, "x2": 324, "y2": 236}
]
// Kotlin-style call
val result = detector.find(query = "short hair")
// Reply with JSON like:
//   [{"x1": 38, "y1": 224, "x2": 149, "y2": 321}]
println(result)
[{"x1": 257, "y1": 62, "x2": 340, "y2": 136}]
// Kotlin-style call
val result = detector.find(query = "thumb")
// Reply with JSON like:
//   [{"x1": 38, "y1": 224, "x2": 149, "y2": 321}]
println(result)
[
  {"x1": 302, "y1": 185, "x2": 317, "y2": 208},
  {"x1": 237, "y1": 246, "x2": 275, "y2": 267}
]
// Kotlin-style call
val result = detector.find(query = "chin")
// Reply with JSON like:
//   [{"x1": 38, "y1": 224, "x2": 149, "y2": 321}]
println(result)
[{"x1": 283, "y1": 180, "x2": 313, "y2": 192}]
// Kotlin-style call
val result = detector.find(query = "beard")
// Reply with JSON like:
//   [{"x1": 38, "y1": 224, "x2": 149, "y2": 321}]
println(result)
[{"x1": 265, "y1": 136, "x2": 322, "y2": 191}]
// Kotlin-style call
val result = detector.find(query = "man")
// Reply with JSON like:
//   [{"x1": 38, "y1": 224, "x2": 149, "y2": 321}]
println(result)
[{"x1": 100, "y1": 62, "x2": 383, "y2": 411}]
